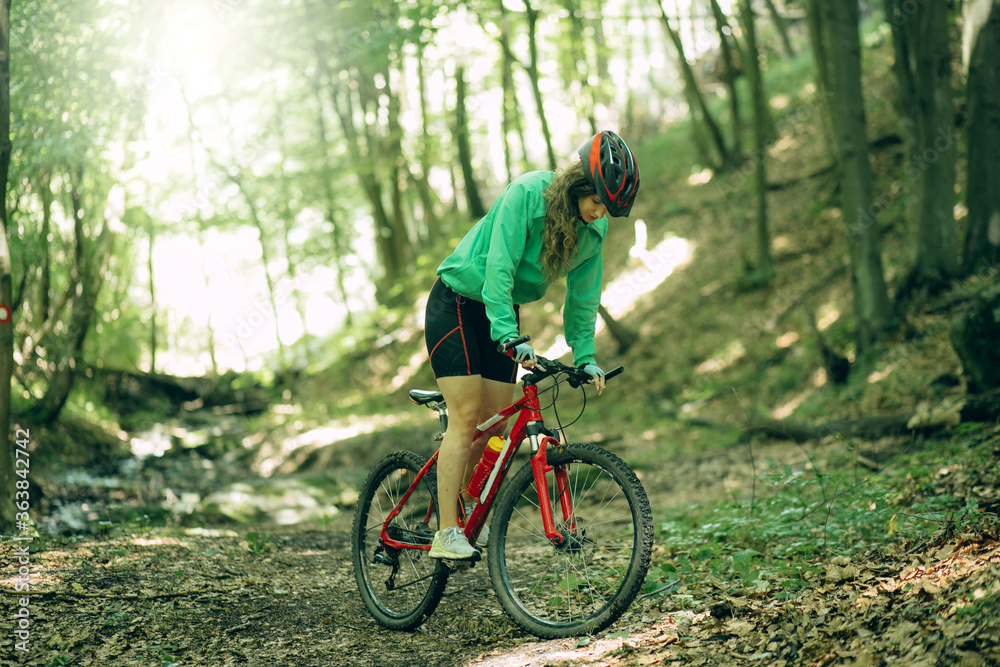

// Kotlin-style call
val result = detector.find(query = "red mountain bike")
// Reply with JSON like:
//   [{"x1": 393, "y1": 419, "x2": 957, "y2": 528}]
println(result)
[{"x1": 351, "y1": 336, "x2": 654, "y2": 639}]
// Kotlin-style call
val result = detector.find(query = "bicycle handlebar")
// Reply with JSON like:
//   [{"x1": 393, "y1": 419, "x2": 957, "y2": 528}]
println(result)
[
  {"x1": 497, "y1": 335, "x2": 624, "y2": 389},
  {"x1": 569, "y1": 364, "x2": 625, "y2": 388},
  {"x1": 496, "y1": 335, "x2": 531, "y2": 354}
]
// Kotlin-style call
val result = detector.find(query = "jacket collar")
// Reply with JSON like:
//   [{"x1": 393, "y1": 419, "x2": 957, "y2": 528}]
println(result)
[{"x1": 577, "y1": 216, "x2": 608, "y2": 241}]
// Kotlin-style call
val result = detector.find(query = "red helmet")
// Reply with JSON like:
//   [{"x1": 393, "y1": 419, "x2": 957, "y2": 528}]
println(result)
[{"x1": 578, "y1": 130, "x2": 640, "y2": 218}]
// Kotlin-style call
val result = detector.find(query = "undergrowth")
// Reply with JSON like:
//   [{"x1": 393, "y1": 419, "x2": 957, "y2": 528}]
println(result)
[{"x1": 643, "y1": 427, "x2": 1000, "y2": 607}]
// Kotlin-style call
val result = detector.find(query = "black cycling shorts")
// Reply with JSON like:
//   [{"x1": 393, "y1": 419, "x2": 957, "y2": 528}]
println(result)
[{"x1": 424, "y1": 278, "x2": 519, "y2": 383}]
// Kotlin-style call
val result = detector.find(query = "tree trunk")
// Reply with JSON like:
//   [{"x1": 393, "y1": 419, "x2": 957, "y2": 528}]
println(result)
[
  {"x1": 307, "y1": 51, "x2": 356, "y2": 326},
  {"x1": 591, "y1": 0, "x2": 611, "y2": 98},
  {"x1": 498, "y1": 3, "x2": 517, "y2": 184},
  {"x1": 762, "y1": 0, "x2": 795, "y2": 57},
  {"x1": 885, "y1": 0, "x2": 959, "y2": 296},
  {"x1": 598, "y1": 304, "x2": 638, "y2": 354},
  {"x1": 274, "y1": 101, "x2": 311, "y2": 366},
  {"x1": 804, "y1": 0, "x2": 834, "y2": 156},
  {"x1": 961, "y1": 0, "x2": 1000, "y2": 275},
  {"x1": 413, "y1": 45, "x2": 441, "y2": 242},
  {"x1": 454, "y1": 65, "x2": 487, "y2": 220},
  {"x1": 493, "y1": 0, "x2": 529, "y2": 180},
  {"x1": 821, "y1": 0, "x2": 892, "y2": 352},
  {"x1": 38, "y1": 170, "x2": 52, "y2": 325},
  {"x1": 951, "y1": 282, "x2": 1000, "y2": 393},
  {"x1": 522, "y1": 0, "x2": 557, "y2": 171},
  {"x1": 739, "y1": 0, "x2": 773, "y2": 278},
  {"x1": 447, "y1": 136, "x2": 461, "y2": 216},
  {"x1": 29, "y1": 186, "x2": 121, "y2": 424},
  {"x1": 560, "y1": 0, "x2": 598, "y2": 134},
  {"x1": 95, "y1": 367, "x2": 268, "y2": 414},
  {"x1": 331, "y1": 83, "x2": 403, "y2": 288},
  {"x1": 382, "y1": 64, "x2": 412, "y2": 271},
  {"x1": 709, "y1": 0, "x2": 743, "y2": 158},
  {"x1": 0, "y1": 0, "x2": 12, "y2": 536},
  {"x1": 739, "y1": 389, "x2": 1000, "y2": 443},
  {"x1": 658, "y1": 0, "x2": 731, "y2": 170},
  {"x1": 230, "y1": 174, "x2": 286, "y2": 363},
  {"x1": 148, "y1": 226, "x2": 157, "y2": 373},
  {"x1": 69, "y1": 165, "x2": 85, "y2": 269}
]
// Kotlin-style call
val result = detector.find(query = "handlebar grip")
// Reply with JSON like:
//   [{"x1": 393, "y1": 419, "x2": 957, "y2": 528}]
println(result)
[
  {"x1": 569, "y1": 365, "x2": 625, "y2": 389},
  {"x1": 497, "y1": 334, "x2": 531, "y2": 354},
  {"x1": 605, "y1": 366, "x2": 625, "y2": 381}
]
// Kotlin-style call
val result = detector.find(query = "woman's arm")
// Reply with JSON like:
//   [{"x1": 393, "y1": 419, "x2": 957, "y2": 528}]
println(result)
[
  {"x1": 482, "y1": 184, "x2": 534, "y2": 344},
  {"x1": 563, "y1": 250, "x2": 603, "y2": 366}
]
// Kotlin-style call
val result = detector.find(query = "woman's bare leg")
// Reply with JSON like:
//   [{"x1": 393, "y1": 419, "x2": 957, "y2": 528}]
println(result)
[
  {"x1": 461, "y1": 379, "x2": 517, "y2": 497},
  {"x1": 436, "y1": 376, "x2": 517, "y2": 531},
  {"x1": 435, "y1": 375, "x2": 485, "y2": 531}
]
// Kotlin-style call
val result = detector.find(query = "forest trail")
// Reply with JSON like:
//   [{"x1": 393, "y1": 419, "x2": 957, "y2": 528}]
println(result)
[{"x1": 4, "y1": 427, "x2": 1000, "y2": 667}]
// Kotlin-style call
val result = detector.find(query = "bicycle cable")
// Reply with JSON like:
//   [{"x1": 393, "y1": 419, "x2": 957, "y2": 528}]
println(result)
[
  {"x1": 541, "y1": 372, "x2": 589, "y2": 435},
  {"x1": 520, "y1": 360, "x2": 592, "y2": 436}
]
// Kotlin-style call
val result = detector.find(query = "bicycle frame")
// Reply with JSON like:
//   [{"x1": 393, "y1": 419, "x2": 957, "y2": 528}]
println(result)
[{"x1": 378, "y1": 381, "x2": 572, "y2": 553}]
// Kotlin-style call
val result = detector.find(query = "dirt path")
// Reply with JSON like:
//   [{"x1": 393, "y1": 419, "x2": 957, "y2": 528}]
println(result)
[
  {"x1": 0, "y1": 514, "x2": 664, "y2": 667},
  {"x1": 3, "y1": 432, "x2": 1000, "y2": 666},
  {"x1": 0, "y1": 430, "x2": 749, "y2": 666}
]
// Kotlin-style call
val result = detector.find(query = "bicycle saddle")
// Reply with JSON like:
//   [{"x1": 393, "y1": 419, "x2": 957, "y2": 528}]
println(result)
[{"x1": 409, "y1": 389, "x2": 444, "y2": 405}]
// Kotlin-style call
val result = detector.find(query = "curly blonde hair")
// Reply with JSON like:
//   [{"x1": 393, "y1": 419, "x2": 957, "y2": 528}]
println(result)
[{"x1": 541, "y1": 161, "x2": 597, "y2": 281}]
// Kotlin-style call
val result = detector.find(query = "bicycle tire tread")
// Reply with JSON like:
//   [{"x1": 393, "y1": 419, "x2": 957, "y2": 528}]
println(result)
[
  {"x1": 351, "y1": 451, "x2": 449, "y2": 631},
  {"x1": 487, "y1": 442, "x2": 653, "y2": 638}
]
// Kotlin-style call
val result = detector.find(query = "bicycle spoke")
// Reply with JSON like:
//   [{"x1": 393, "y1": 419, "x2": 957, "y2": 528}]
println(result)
[
  {"x1": 488, "y1": 443, "x2": 652, "y2": 638},
  {"x1": 351, "y1": 452, "x2": 448, "y2": 630}
]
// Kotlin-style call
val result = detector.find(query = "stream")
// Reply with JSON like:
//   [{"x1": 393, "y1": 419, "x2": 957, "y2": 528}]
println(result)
[{"x1": 37, "y1": 409, "x2": 376, "y2": 537}]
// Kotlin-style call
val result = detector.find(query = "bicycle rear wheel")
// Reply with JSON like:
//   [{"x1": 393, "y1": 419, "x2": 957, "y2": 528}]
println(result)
[
  {"x1": 487, "y1": 442, "x2": 653, "y2": 638},
  {"x1": 352, "y1": 451, "x2": 449, "y2": 630}
]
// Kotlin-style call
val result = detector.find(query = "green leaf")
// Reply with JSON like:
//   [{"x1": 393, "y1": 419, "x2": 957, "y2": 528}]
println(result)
[{"x1": 557, "y1": 573, "x2": 579, "y2": 591}]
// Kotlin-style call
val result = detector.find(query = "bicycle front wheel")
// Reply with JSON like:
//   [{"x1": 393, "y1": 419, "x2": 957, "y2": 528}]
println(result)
[
  {"x1": 352, "y1": 451, "x2": 449, "y2": 631},
  {"x1": 487, "y1": 442, "x2": 653, "y2": 638}
]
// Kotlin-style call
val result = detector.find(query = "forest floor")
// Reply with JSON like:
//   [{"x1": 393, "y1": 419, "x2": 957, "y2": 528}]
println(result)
[{"x1": 3, "y1": 421, "x2": 1000, "y2": 667}]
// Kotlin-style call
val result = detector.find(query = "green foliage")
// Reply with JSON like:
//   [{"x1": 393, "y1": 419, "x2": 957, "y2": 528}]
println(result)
[
  {"x1": 10, "y1": 0, "x2": 131, "y2": 175},
  {"x1": 953, "y1": 583, "x2": 1000, "y2": 622},
  {"x1": 246, "y1": 531, "x2": 272, "y2": 554},
  {"x1": 86, "y1": 216, "x2": 149, "y2": 371},
  {"x1": 644, "y1": 435, "x2": 998, "y2": 605},
  {"x1": 136, "y1": 644, "x2": 180, "y2": 667}
]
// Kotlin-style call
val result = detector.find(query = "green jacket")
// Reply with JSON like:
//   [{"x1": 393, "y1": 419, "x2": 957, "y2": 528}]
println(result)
[{"x1": 438, "y1": 170, "x2": 607, "y2": 367}]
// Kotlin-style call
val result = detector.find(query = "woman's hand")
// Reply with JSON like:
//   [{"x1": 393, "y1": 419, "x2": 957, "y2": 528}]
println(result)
[
  {"x1": 581, "y1": 363, "x2": 605, "y2": 395},
  {"x1": 507, "y1": 339, "x2": 537, "y2": 368}
]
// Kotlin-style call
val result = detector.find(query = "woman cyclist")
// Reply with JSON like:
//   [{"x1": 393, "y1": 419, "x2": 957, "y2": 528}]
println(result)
[{"x1": 423, "y1": 130, "x2": 641, "y2": 559}]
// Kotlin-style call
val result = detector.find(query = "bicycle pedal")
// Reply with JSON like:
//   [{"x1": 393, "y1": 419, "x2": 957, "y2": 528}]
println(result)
[
  {"x1": 442, "y1": 550, "x2": 481, "y2": 570},
  {"x1": 443, "y1": 559, "x2": 476, "y2": 572}
]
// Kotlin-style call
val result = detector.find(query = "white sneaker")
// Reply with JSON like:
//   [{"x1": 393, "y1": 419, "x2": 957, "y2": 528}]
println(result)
[
  {"x1": 428, "y1": 526, "x2": 477, "y2": 560},
  {"x1": 463, "y1": 501, "x2": 489, "y2": 546}
]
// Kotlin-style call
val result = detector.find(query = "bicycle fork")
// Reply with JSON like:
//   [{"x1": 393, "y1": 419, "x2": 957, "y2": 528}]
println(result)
[{"x1": 526, "y1": 423, "x2": 577, "y2": 547}]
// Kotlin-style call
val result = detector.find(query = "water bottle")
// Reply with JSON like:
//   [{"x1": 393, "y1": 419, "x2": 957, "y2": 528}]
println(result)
[{"x1": 466, "y1": 436, "x2": 505, "y2": 496}]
